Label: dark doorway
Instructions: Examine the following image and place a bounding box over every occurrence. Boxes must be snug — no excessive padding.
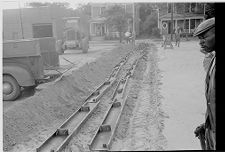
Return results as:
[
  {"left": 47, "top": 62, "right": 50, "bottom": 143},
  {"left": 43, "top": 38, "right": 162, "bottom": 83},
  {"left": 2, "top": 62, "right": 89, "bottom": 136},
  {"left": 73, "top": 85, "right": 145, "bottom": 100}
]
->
[{"left": 32, "top": 23, "right": 53, "bottom": 38}]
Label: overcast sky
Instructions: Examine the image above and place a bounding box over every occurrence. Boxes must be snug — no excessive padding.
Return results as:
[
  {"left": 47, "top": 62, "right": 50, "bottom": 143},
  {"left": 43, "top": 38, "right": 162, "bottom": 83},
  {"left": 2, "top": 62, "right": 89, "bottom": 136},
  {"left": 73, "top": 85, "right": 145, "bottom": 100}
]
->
[{"left": 2, "top": 0, "right": 217, "bottom": 10}]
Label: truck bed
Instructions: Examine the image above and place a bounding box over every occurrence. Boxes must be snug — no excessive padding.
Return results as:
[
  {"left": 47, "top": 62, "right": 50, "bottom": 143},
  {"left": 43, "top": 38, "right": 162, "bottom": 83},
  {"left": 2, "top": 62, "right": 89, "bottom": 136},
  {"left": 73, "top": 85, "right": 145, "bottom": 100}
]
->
[{"left": 3, "top": 39, "right": 41, "bottom": 58}]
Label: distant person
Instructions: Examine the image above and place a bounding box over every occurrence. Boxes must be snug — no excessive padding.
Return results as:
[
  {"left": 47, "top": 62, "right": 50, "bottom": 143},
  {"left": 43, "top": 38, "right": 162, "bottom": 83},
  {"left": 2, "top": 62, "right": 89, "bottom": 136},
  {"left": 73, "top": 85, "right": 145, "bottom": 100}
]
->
[
  {"left": 175, "top": 27, "right": 181, "bottom": 47},
  {"left": 161, "top": 23, "right": 168, "bottom": 47},
  {"left": 193, "top": 17, "right": 215, "bottom": 150},
  {"left": 125, "top": 30, "right": 132, "bottom": 44},
  {"left": 161, "top": 34, "right": 166, "bottom": 47}
]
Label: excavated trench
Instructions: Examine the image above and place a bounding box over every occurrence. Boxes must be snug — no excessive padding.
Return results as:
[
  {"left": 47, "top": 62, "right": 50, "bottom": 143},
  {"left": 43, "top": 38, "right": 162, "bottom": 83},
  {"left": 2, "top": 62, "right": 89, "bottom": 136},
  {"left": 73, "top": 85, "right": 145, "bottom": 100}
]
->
[
  {"left": 111, "top": 43, "right": 168, "bottom": 151},
  {"left": 3, "top": 42, "right": 167, "bottom": 152},
  {"left": 61, "top": 44, "right": 146, "bottom": 152},
  {"left": 3, "top": 44, "right": 133, "bottom": 152}
]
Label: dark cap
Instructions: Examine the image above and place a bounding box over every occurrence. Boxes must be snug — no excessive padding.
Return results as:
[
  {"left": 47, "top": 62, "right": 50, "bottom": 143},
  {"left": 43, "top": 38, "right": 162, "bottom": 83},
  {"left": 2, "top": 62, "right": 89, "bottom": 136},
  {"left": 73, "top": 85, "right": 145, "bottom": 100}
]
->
[{"left": 193, "top": 17, "right": 215, "bottom": 37}]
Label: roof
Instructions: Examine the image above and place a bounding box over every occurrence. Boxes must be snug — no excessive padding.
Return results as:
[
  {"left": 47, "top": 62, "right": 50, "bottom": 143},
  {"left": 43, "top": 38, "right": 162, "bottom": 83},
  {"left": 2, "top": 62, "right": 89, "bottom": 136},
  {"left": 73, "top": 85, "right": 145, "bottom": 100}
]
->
[
  {"left": 160, "top": 13, "right": 204, "bottom": 20},
  {"left": 89, "top": 17, "right": 106, "bottom": 23},
  {"left": 63, "top": 17, "right": 80, "bottom": 20}
]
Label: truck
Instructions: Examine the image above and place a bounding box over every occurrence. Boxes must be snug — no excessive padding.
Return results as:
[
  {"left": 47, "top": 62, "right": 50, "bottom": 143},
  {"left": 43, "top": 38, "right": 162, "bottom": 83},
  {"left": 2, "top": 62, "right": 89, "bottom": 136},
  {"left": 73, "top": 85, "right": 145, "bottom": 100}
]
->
[
  {"left": 3, "top": 38, "right": 59, "bottom": 101},
  {"left": 60, "top": 17, "right": 89, "bottom": 54}
]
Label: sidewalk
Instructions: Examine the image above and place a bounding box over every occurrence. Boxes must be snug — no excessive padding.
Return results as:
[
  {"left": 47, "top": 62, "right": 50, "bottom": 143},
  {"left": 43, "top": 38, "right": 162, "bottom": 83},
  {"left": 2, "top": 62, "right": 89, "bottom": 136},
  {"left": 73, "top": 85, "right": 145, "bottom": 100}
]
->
[{"left": 157, "top": 41, "right": 207, "bottom": 150}]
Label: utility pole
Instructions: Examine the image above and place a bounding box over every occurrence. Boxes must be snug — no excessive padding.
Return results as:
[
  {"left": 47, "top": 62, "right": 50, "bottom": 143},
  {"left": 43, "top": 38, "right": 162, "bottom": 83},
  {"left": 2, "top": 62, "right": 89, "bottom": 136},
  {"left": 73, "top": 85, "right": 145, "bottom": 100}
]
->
[
  {"left": 170, "top": 3, "right": 173, "bottom": 41},
  {"left": 132, "top": 3, "right": 135, "bottom": 45},
  {"left": 203, "top": 3, "right": 206, "bottom": 20},
  {"left": 18, "top": 1, "right": 24, "bottom": 39},
  {"left": 157, "top": 8, "right": 159, "bottom": 29},
  {"left": 153, "top": 7, "right": 159, "bottom": 29}
]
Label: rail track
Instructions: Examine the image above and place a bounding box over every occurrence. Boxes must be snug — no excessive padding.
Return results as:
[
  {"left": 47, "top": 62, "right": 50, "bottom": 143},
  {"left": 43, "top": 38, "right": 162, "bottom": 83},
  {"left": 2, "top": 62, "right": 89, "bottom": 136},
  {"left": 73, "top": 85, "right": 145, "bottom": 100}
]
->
[{"left": 36, "top": 43, "right": 149, "bottom": 152}]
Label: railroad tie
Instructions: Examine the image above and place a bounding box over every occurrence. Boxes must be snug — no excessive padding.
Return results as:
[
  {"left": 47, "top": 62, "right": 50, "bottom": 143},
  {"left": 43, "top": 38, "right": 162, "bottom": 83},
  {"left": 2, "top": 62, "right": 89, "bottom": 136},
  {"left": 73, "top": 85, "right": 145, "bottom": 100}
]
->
[
  {"left": 112, "top": 102, "right": 121, "bottom": 108},
  {"left": 92, "top": 90, "right": 100, "bottom": 96},
  {"left": 104, "top": 81, "right": 110, "bottom": 85},
  {"left": 55, "top": 128, "right": 69, "bottom": 136},
  {"left": 80, "top": 106, "right": 90, "bottom": 112},
  {"left": 99, "top": 124, "right": 111, "bottom": 132}
]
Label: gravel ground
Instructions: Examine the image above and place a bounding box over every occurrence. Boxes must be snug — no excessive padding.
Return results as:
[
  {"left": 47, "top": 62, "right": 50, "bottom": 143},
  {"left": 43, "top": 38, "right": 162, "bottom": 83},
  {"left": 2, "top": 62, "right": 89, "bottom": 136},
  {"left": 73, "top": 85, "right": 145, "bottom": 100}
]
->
[
  {"left": 62, "top": 44, "right": 144, "bottom": 152},
  {"left": 3, "top": 40, "right": 206, "bottom": 151},
  {"left": 157, "top": 40, "right": 206, "bottom": 150},
  {"left": 62, "top": 86, "right": 116, "bottom": 152},
  {"left": 111, "top": 43, "right": 167, "bottom": 151},
  {"left": 3, "top": 43, "right": 133, "bottom": 152}
]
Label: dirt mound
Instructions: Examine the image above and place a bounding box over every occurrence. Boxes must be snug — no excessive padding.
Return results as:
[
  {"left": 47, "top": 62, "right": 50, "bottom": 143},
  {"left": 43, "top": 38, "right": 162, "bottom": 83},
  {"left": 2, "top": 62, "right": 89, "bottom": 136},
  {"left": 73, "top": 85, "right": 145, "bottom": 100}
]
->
[
  {"left": 3, "top": 44, "right": 133, "bottom": 151},
  {"left": 111, "top": 44, "right": 167, "bottom": 151}
]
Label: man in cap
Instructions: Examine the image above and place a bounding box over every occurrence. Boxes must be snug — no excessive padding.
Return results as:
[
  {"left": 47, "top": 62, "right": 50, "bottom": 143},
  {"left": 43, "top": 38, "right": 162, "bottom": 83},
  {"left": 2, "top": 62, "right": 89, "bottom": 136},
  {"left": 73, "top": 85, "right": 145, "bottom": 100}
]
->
[
  {"left": 193, "top": 17, "right": 215, "bottom": 150},
  {"left": 202, "top": 3, "right": 215, "bottom": 72}
]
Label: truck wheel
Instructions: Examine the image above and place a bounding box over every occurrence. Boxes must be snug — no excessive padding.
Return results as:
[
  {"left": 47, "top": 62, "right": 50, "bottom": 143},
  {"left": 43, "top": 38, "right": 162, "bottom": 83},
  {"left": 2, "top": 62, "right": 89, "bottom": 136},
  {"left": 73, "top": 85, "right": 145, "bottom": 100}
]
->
[{"left": 3, "top": 75, "right": 21, "bottom": 101}]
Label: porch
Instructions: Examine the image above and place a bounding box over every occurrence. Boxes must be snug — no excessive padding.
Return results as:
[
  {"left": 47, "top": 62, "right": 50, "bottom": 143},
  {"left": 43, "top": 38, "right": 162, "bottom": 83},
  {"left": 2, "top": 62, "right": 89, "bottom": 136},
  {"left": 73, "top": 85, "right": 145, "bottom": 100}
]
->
[{"left": 160, "top": 13, "right": 204, "bottom": 35}]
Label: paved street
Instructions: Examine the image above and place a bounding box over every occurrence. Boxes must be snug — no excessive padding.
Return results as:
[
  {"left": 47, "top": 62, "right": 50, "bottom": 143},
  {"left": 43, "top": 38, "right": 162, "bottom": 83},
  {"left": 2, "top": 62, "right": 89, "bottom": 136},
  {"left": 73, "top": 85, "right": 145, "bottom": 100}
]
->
[{"left": 157, "top": 40, "right": 206, "bottom": 150}]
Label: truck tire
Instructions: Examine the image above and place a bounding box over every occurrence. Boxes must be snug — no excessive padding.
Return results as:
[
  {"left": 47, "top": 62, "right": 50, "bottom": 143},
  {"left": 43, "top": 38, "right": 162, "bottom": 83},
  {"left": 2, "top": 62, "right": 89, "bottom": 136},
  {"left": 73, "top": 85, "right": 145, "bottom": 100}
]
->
[{"left": 3, "top": 75, "right": 21, "bottom": 101}]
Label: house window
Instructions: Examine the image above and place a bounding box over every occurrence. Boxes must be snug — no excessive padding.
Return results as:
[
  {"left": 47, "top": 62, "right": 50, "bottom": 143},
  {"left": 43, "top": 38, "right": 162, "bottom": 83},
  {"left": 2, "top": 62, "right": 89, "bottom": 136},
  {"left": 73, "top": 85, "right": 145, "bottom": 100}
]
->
[
  {"left": 184, "top": 19, "right": 189, "bottom": 30},
  {"left": 175, "top": 3, "right": 183, "bottom": 14},
  {"left": 190, "top": 19, "right": 195, "bottom": 29},
  {"left": 32, "top": 23, "right": 53, "bottom": 38},
  {"left": 185, "top": 3, "right": 190, "bottom": 13},
  {"left": 100, "top": 7, "right": 106, "bottom": 16},
  {"left": 92, "top": 7, "right": 101, "bottom": 18},
  {"left": 196, "top": 3, "right": 204, "bottom": 14},
  {"left": 168, "top": 3, "right": 172, "bottom": 13},
  {"left": 191, "top": 3, "right": 196, "bottom": 13},
  {"left": 177, "top": 20, "right": 184, "bottom": 28}
]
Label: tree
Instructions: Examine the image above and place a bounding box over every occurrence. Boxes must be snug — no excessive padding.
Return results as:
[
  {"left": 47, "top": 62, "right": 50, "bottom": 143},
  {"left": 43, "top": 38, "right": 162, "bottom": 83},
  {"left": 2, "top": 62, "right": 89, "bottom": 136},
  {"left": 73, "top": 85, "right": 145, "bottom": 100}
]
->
[
  {"left": 75, "top": 3, "right": 91, "bottom": 16},
  {"left": 141, "top": 11, "right": 158, "bottom": 36},
  {"left": 139, "top": 3, "right": 152, "bottom": 23},
  {"left": 27, "top": 2, "right": 70, "bottom": 8},
  {"left": 138, "top": 3, "right": 164, "bottom": 37},
  {"left": 104, "top": 5, "right": 132, "bottom": 43}
]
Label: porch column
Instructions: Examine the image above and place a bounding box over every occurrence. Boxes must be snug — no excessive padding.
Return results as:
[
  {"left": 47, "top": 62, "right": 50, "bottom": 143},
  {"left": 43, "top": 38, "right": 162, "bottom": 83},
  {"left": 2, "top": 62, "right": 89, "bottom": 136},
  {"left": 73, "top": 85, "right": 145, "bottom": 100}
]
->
[
  {"left": 52, "top": 19, "right": 57, "bottom": 39},
  {"left": 189, "top": 18, "right": 191, "bottom": 33},
  {"left": 105, "top": 24, "right": 107, "bottom": 35},
  {"left": 90, "top": 23, "right": 92, "bottom": 36},
  {"left": 159, "top": 19, "right": 162, "bottom": 34},
  {"left": 195, "top": 19, "right": 196, "bottom": 29},
  {"left": 175, "top": 19, "right": 177, "bottom": 29}
]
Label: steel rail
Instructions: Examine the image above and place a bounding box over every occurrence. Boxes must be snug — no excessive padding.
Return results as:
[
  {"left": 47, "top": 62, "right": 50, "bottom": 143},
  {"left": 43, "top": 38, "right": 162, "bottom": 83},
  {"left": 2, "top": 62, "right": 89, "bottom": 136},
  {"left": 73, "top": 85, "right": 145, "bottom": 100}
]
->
[
  {"left": 36, "top": 78, "right": 117, "bottom": 152},
  {"left": 88, "top": 56, "right": 140, "bottom": 151},
  {"left": 36, "top": 51, "right": 130, "bottom": 152},
  {"left": 88, "top": 77, "right": 130, "bottom": 151}
]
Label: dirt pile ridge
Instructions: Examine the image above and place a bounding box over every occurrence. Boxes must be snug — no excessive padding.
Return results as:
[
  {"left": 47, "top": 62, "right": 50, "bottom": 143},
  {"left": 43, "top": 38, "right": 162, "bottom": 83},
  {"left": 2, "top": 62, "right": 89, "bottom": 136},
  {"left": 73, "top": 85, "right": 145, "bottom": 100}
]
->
[
  {"left": 3, "top": 44, "right": 133, "bottom": 151},
  {"left": 111, "top": 44, "right": 167, "bottom": 151}
]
